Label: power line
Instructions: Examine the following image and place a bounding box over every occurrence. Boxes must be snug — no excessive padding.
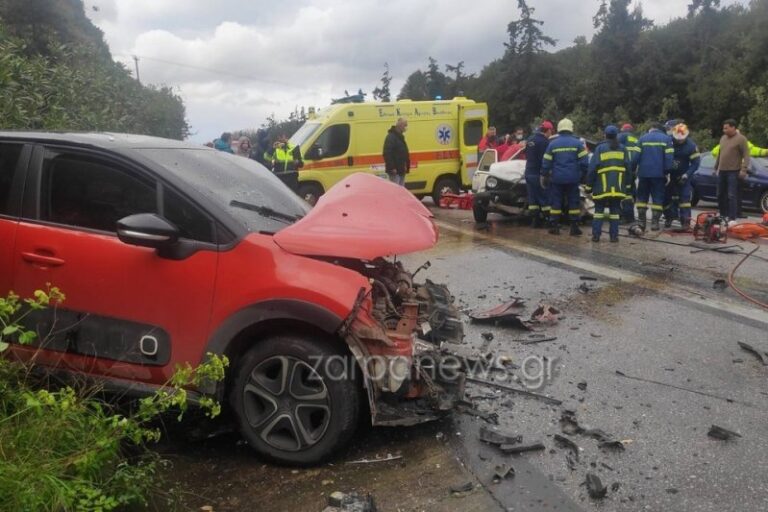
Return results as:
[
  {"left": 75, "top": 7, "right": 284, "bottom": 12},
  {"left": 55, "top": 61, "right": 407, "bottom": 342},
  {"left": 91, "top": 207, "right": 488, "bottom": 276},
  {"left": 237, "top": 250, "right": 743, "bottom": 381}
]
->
[{"left": 114, "top": 54, "right": 306, "bottom": 89}]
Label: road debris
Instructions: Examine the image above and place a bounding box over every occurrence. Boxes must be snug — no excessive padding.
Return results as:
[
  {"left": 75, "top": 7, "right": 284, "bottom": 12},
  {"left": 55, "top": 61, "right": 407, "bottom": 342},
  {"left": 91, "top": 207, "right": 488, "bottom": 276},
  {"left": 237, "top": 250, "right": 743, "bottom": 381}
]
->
[
  {"left": 577, "top": 381, "right": 587, "bottom": 391},
  {"left": 554, "top": 434, "right": 580, "bottom": 460},
  {"left": 479, "top": 425, "right": 522, "bottom": 446},
  {"left": 708, "top": 425, "right": 742, "bottom": 441},
  {"left": 615, "top": 370, "right": 751, "bottom": 406},
  {"left": 515, "top": 336, "right": 558, "bottom": 345},
  {"left": 458, "top": 403, "right": 499, "bottom": 425},
  {"left": 560, "top": 411, "right": 583, "bottom": 435},
  {"left": 449, "top": 481, "right": 475, "bottom": 494},
  {"left": 579, "top": 276, "right": 598, "bottom": 281},
  {"left": 493, "top": 463, "right": 515, "bottom": 482},
  {"left": 584, "top": 473, "right": 607, "bottom": 499},
  {"left": 324, "top": 491, "right": 378, "bottom": 512},
  {"left": 713, "top": 279, "right": 728, "bottom": 291},
  {"left": 598, "top": 440, "right": 626, "bottom": 452},
  {"left": 481, "top": 332, "right": 495, "bottom": 341},
  {"left": 346, "top": 454, "right": 402, "bottom": 465},
  {"left": 467, "top": 376, "right": 563, "bottom": 405},
  {"left": 737, "top": 341, "right": 768, "bottom": 366},
  {"left": 530, "top": 303, "right": 560, "bottom": 325},
  {"left": 500, "top": 442, "right": 546, "bottom": 454},
  {"left": 577, "top": 282, "right": 593, "bottom": 294},
  {"left": 469, "top": 299, "right": 527, "bottom": 325}
]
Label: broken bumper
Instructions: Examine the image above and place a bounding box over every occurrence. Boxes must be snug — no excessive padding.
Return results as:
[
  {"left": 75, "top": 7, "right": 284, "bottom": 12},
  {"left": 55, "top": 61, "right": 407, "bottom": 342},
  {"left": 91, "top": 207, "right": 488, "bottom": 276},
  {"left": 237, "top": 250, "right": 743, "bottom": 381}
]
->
[{"left": 340, "top": 290, "right": 466, "bottom": 427}]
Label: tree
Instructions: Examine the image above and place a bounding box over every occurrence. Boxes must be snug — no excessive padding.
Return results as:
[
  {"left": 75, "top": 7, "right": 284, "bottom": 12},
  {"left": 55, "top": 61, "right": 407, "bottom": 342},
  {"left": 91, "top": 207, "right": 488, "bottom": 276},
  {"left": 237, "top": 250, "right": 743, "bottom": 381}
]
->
[
  {"left": 504, "top": 0, "right": 556, "bottom": 56},
  {"left": 688, "top": 0, "right": 721, "bottom": 17},
  {"left": 398, "top": 70, "right": 429, "bottom": 100},
  {"left": 589, "top": 0, "right": 652, "bottom": 121},
  {"left": 372, "top": 62, "right": 392, "bottom": 102},
  {"left": 445, "top": 61, "right": 475, "bottom": 98},
  {"left": 426, "top": 57, "right": 447, "bottom": 99}
]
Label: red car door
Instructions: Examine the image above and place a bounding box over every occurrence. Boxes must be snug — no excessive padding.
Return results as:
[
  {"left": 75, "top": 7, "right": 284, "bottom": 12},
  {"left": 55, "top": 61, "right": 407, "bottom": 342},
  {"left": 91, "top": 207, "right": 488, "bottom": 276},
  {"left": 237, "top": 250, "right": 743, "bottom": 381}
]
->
[
  {"left": 10, "top": 145, "right": 218, "bottom": 387},
  {"left": 0, "top": 142, "right": 30, "bottom": 296}
]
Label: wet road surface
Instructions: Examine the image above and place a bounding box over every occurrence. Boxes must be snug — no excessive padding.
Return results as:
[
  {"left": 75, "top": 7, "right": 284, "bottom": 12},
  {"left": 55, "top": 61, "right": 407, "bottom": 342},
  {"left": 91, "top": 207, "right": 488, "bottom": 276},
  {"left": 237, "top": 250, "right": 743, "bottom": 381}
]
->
[{"left": 164, "top": 205, "right": 768, "bottom": 511}]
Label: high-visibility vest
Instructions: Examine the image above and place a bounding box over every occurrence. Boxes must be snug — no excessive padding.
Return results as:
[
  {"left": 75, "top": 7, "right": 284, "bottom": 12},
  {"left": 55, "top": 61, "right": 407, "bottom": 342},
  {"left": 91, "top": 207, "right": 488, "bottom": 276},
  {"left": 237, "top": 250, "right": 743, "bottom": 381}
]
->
[{"left": 711, "top": 141, "right": 768, "bottom": 158}]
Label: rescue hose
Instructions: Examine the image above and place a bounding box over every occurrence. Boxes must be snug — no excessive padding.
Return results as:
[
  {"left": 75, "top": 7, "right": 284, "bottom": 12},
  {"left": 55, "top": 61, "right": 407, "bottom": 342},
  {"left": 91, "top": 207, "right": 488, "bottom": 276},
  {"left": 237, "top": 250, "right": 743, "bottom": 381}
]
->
[{"left": 727, "top": 243, "right": 768, "bottom": 311}]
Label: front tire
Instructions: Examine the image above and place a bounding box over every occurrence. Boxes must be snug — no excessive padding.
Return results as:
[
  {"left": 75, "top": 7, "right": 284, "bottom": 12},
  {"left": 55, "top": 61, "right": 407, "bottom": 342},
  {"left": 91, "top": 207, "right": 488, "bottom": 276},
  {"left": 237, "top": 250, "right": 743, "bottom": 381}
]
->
[
  {"left": 760, "top": 190, "right": 768, "bottom": 214},
  {"left": 297, "top": 182, "right": 324, "bottom": 206},
  {"left": 230, "top": 334, "right": 360, "bottom": 466},
  {"left": 432, "top": 176, "right": 460, "bottom": 205}
]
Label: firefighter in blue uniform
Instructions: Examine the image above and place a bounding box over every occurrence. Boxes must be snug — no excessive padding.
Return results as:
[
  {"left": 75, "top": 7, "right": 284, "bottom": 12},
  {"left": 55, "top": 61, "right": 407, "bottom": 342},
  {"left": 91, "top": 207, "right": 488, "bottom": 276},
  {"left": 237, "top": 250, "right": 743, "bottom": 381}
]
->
[
  {"left": 586, "top": 125, "right": 631, "bottom": 243},
  {"left": 541, "top": 118, "right": 589, "bottom": 236},
  {"left": 618, "top": 123, "right": 640, "bottom": 223},
  {"left": 525, "top": 120, "right": 555, "bottom": 228},
  {"left": 633, "top": 122, "right": 674, "bottom": 231},
  {"left": 663, "top": 123, "right": 700, "bottom": 229}
]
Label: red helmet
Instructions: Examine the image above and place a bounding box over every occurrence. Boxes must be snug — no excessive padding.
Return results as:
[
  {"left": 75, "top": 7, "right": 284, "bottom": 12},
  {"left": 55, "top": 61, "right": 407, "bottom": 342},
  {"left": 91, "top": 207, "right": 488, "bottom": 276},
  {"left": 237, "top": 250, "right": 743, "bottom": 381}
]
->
[
  {"left": 540, "top": 120, "right": 554, "bottom": 131},
  {"left": 621, "top": 123, "right": 634, "bottom": 132}
]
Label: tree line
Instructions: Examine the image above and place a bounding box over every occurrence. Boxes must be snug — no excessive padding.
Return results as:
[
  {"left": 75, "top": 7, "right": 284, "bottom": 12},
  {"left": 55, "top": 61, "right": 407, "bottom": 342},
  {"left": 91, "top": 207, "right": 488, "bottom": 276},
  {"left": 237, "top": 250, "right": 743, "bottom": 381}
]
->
[
  {"left": 396, "top": 0, "right": 768, "bottom": 150},
  {"left": 0, "top": 0, "right": 189, "bottom": 139}
]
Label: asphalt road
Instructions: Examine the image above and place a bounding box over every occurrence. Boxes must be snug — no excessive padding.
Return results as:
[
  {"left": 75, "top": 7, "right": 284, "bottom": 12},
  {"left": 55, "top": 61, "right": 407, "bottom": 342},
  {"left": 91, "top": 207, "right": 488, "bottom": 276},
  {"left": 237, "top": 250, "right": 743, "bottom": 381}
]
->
[
  {"left": 402, "top": 206, "right": 768, "bottom": 511},
  {"left": 166, "top": 205, "right": 768, "bottom": 512}
]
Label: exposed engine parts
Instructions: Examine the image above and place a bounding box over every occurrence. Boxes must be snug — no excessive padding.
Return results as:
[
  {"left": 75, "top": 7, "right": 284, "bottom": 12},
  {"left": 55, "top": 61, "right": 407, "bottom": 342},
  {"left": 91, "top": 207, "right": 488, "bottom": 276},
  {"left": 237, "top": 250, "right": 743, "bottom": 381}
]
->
[{"left": 362, "top": 258, "right": 464, "bottom": 345}]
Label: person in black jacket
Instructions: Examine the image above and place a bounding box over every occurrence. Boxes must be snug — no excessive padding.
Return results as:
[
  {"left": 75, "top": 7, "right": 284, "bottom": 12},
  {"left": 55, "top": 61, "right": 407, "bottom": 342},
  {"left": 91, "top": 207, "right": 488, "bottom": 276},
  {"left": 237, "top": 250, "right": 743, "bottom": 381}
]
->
[{"left": 383, "top": 118, "right": 410, "bottom": 186}]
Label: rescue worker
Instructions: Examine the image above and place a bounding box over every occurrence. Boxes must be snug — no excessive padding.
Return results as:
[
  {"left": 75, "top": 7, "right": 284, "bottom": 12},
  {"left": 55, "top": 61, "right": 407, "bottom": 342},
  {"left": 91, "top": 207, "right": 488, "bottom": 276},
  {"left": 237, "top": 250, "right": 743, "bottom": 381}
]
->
[
  {"left": 524, "top": 120, "right": 554, "bottom": 228},
  {"left": 634, "top": 122, "right": 673, "bottom": 231},
  {"left": 541, "top": 118, "right": 589, "bottom": 236},
  {"left": 618, "top": 123, "right": 640, "bottom": 223},
  {"left": 586, "top": 125, "right": 631, "bottom": 243},
  {"left": 264, "top": 133, "right": 304, "bottom": 173},
  {"left": 664, "top": 123, "right": 700, "bottom": 229}
]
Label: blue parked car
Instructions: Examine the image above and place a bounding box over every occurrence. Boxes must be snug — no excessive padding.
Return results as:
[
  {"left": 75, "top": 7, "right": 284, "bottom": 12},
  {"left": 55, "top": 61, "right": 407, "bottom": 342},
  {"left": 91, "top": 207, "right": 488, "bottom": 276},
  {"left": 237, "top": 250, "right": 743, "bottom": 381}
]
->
[{"left": 691, "top": 152, "right": 768, "bottom": 213}]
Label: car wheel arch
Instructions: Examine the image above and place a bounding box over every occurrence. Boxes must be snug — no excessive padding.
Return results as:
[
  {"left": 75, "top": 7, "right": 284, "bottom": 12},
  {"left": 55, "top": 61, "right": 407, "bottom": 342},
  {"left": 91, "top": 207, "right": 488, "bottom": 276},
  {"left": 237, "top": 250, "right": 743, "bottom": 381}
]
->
[{"left": 201, "top": 300, "right": 351, "bottom": 396}]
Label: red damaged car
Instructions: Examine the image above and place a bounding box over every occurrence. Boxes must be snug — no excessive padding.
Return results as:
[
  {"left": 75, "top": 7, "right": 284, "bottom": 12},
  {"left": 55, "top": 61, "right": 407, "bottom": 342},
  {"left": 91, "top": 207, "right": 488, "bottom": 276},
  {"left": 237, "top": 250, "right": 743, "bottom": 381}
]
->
[{"left": 0, "top": 133, "right": 464, "bottom": 465}]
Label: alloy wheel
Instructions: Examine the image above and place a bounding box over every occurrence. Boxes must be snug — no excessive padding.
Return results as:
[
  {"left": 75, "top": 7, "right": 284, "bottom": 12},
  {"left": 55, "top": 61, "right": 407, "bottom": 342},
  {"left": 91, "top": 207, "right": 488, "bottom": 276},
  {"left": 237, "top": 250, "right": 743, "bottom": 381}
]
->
[{"left": 242, "top": 356, "right": 331, "bottom": 452}]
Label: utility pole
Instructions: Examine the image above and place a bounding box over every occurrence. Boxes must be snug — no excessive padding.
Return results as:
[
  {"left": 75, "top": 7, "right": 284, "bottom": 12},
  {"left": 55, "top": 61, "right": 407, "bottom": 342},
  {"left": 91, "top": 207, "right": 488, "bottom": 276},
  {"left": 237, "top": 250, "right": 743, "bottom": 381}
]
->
[{"left": 132, "top": 55, "right": 141, "bottom": 84}]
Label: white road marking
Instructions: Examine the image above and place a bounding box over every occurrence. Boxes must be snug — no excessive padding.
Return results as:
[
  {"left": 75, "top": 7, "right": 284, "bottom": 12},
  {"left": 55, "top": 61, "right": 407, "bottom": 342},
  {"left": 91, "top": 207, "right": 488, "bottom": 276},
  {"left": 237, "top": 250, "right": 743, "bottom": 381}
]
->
[{"left": 436, "top": 220, "right": 768, "bottom": 327}]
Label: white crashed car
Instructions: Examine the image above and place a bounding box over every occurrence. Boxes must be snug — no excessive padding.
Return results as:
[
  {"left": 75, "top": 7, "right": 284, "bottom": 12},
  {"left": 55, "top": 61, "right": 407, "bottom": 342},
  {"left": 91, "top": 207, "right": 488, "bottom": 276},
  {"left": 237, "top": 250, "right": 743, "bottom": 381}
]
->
[{"left": 471, "top": 149, "right": 594, "bottom": 224}]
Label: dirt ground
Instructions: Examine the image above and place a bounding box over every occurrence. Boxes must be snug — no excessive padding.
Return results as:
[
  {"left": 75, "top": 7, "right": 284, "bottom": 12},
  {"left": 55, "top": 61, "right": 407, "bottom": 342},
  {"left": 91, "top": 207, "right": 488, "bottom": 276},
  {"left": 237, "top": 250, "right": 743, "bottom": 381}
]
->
[{"left": 160, "top": 420, "right": 501, "bottom": 512}]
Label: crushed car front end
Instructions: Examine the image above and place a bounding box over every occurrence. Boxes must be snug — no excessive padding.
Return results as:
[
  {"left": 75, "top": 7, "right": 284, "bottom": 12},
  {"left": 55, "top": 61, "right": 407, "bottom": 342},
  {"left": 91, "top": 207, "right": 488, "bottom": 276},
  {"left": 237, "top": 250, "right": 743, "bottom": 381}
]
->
[
  {"left": 273, "top": 173, "right": 466, "bottom": 426},
  {"left": 337, "top": 258, "right": 465, "bottom": 426}
]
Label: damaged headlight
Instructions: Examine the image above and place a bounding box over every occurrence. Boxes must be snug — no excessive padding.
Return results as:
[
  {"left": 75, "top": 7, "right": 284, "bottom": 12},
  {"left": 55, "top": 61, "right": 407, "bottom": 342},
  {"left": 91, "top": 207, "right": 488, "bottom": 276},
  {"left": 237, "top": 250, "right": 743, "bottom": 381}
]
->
[{"left": 486, "top": 177, "right": 498, "bottom": 189}]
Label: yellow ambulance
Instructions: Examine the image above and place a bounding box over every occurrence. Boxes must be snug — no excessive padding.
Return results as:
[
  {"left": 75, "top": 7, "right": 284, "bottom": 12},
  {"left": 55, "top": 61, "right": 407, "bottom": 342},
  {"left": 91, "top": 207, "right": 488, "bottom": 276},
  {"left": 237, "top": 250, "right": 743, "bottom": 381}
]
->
[{"left": 289, "top": 97, "right": 488, "bottom": 204}]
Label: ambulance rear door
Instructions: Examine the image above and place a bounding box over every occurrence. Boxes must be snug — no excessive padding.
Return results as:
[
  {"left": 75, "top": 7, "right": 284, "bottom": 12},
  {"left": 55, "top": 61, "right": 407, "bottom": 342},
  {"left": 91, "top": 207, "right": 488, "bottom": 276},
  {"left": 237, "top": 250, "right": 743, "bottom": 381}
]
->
[{"left": 458, "top": 104, "right": 487, "bottom": 186}]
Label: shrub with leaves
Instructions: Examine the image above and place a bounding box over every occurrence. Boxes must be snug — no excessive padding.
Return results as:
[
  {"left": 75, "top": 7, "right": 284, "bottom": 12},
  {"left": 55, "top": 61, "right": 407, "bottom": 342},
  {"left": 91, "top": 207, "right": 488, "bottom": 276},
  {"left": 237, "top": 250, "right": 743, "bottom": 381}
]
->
[{"left": 0, "top": 289, "right": 229, "bottom": 511}]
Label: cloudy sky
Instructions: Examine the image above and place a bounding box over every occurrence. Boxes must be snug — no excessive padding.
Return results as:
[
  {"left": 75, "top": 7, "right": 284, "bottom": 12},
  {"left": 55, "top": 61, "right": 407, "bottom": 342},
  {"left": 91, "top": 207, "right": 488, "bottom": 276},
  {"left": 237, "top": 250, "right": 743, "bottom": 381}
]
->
[{"left": 84, "top": 0, "right": 746, "bottom": 143}]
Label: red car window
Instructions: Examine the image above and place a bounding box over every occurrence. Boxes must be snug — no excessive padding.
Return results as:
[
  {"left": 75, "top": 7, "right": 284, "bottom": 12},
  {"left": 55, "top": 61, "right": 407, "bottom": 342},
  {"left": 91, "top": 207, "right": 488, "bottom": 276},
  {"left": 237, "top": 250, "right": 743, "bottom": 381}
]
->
[{"left": 40, "top": 152, "right": 157, "bottom": 232}]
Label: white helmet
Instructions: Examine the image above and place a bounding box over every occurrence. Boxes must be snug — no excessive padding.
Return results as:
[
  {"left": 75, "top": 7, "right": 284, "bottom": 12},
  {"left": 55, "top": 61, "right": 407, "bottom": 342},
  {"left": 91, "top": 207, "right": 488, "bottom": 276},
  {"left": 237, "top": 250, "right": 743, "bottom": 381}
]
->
[{"left": 557, "top": 118, "right": 574, "bottom": 132}]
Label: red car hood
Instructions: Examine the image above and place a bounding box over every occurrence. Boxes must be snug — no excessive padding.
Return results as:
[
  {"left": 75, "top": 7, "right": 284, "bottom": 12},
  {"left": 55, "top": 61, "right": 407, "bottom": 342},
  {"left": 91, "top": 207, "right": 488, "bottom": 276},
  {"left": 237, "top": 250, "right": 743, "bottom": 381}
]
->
[{"left": 274, "top": 173, "right": 438, "bottom": 259}]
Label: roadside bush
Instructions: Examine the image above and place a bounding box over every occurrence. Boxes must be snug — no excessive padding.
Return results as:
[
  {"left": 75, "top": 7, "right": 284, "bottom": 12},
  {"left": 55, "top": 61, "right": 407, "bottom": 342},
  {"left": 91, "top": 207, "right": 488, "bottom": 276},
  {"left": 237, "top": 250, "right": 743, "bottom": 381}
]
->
[{"left": 0, "top": 288, "right": 228, "bottom": 511}]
